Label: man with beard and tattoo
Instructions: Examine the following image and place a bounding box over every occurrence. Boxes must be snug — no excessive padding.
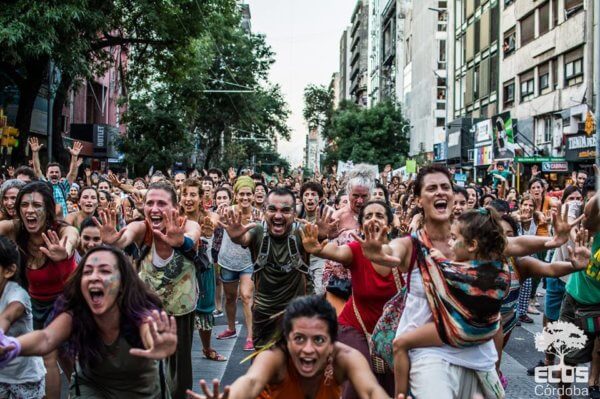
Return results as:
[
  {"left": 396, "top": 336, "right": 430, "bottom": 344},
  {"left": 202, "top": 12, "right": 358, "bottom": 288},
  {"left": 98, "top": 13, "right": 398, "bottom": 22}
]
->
[
  {"left": 220, "top": 187, "right": 315, "bottom": 349},
  {"left": 94, "top": 181, "right": 201, "bottom": 399},
  {"left": 29, "top": 137, "right": 83, "bottom": 218}
]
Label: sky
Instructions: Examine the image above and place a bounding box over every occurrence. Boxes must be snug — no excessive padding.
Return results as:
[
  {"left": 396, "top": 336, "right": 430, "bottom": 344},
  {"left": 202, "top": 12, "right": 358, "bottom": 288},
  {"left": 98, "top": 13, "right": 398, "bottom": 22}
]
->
[{"left": 246, "top": 0, "right": 355, "bottom": 167}]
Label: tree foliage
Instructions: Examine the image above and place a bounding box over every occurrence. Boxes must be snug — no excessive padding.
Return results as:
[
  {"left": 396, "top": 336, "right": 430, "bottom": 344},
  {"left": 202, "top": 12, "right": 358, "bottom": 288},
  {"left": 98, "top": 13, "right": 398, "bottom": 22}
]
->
[
  {"left": 321, "top": 101, "right": 410, "bottom": 169},
  {"left": 303, "top": 84, "right": 333, "bottom": 132}
]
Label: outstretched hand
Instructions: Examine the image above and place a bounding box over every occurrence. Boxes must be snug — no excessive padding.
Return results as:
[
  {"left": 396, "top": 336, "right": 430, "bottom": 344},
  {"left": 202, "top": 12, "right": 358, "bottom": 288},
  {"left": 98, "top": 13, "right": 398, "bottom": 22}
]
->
[
  {"left": 28, "top": 137, "right": 44, "bottom": 153},
  {"left": 186, "top": 379, "right": 230, "bottom": 399},
  {"left": 546, "top": 205, "right": 580, "bottom": 248},
  {"left": 67, "top": 141, "right": 83, "bottom": 157},
  {"left": 569, "top": 228, "right": 591, "bottom": 270},
  {"left": 39, "top": 230, "right": 69, "bottom": 262},
  {"left": 351, "top": 220, "right": 401, "bottom": 267},
  {"left": 217, "top": 208, "right": 256, "bottom": 240},
  {"left": 299, "top": 223, "right": 328, "bottom": 255},
  {"left": 152, "top": 210, "right": 187, "bottom": 248},
  {"left": 93, "top": 209, "right": 127, "bottom": 245},
  {"left": 130, "top": 310, "right": 177, "bottom": 360}
]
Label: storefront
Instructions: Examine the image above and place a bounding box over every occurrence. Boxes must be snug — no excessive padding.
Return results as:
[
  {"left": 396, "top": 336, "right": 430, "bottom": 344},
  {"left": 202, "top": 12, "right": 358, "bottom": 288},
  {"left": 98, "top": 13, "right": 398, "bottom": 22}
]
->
[
  {"left": 514, "top": 156, "right": 569, "bottom": 191},
  {"left": 444, "top": 118, "right": 476, "bottom": 182},
  {"left": 472, "top": 119, "right": 493, "bottom": 184},
  {"left": 565, "top": 133, "right": 596, "bottom": 168}
]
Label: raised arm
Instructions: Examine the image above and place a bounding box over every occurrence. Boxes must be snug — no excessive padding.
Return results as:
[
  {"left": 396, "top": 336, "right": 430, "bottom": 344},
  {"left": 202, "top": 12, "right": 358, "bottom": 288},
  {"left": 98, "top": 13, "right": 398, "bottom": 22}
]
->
[
  {"left": 218, "top": 208, "right": 255, "bottom": 248},
  {"left": 300, "top": 223, "right": 353, "bottom": 266},
  {"left": 94, "top": 210, "right": 143, "bottom": 248},
  {"left": 28, "top": 137, "right": 44, "bottom": 178},
  {"left": 353, "top": 220, "right": 412, "bottom": 272},
  {"left": 336, "top": 343, "right": 390, "bottom": 399},
  {"left": 66, "top": 141, "right": 83, "bottom": 184},
  {"left": 224, "top": 348, "right": 285, "bottom": 399}
]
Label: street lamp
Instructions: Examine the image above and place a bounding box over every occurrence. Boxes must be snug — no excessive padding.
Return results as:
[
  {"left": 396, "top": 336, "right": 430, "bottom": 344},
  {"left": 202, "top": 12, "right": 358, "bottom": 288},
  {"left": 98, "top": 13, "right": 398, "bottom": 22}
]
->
[{"left": 46, "top": 60, "right": 60, "bottom": 162}]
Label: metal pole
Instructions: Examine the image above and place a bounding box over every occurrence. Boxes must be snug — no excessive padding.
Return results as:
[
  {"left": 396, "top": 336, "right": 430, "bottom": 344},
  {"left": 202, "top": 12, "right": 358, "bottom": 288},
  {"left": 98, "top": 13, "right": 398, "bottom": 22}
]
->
[{"left": 47, "top": 60, "right": 54, "bottom": 163}]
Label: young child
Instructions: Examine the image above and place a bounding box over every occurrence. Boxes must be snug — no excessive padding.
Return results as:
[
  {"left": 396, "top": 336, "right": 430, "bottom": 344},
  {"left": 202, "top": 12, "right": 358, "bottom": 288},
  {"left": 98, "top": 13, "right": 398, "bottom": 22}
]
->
[
  {"left": 0, "top": 236, "right": 45, "bottom": 397},
  {"left": 393, "top": 207, "right": 510, "bottom": 396}
]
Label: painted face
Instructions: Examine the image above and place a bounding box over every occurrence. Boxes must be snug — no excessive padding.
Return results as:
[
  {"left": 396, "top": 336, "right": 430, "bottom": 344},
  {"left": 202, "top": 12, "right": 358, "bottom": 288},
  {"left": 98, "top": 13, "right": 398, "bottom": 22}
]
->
[
  {"left": 265, "top": 194, "right": 295, "bottom": 237},
  {"left": 254, "top": 185, "right": 266, "bottom": 205},
  {"left": 80, "top": 226, "right": 102, "bottom": 253},
  {"left": 215, "top": 190, "right": 232, "bottom": 208},
  {"left": 417, "top": 173, "right": 453, "bottom": 222},
  {"left": 453, "top": 192, "right": 468, "bottom": 218},
  {"left": 46, "top": 166, "right": 61, "bottom": 184},
  {"left": 466, "top": 188, "right": 477, "bottom": 209},
  {"left": 302, "top": 189, "right": 320, "bottom": 212},
  {"left": 360, "top": 203, "right": 389, "bottom": 230},
  {"left": 2, "top": 187, "right": 20, "bottom": 218},
  {"left": 144, "top": 189, "right": 174, "bottom": 231},
  {"left": 181, "top": 186, "right": 201, "bottom": 214},
  {"left": 349, "top": 186, "right": 370, "bottom": 214},
  {"left": 449, "top": 222, "right": 471, "bottom": 262},
  {"left": 98, "top": 181, "right": 111, "bottom": 192},
  {"left": 174, "top": 173, "right": 186, "bottom": 189},
  {"left": 19, "top": 192, "right": 46, "bottom": 233},
  {"left": 287, "top": 317, "right": 334, "bottom": 379},
  {"left": 235, "top": 187, "right": 254, "bottom": 209},
  {"left": 372, "top": 188, "right": 386, "bottom": 202},
  {"left": 81, "top": 251, "right": 121, "bottom": 316},
  {"left": 79, "top": 188, "right": 98, "bottom": 215}
]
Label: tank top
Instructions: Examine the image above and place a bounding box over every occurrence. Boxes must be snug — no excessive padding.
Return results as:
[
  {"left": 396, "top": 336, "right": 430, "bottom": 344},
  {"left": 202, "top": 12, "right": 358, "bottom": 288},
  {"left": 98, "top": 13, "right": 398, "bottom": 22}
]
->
[
  {"left": 257, "top": 357, "right": 341, "bottom": 399},
  {"left": 71, "top": 336, "right": 166, "bottom": 398},
  {"left": 138, "top": 243, "right": 198, "bottom": 316},
  {"left": 26, "top": 256, "right": 77, "bottom": 301},
  {"left": 218, "top": 231, "right": 252, "bottom": 271}
]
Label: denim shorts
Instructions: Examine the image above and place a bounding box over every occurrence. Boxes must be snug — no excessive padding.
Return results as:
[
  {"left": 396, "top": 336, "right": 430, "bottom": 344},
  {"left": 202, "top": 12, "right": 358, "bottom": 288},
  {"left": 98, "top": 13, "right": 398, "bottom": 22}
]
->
[{"left": 219, "top": 265, "right": 254, "bottom": 283}]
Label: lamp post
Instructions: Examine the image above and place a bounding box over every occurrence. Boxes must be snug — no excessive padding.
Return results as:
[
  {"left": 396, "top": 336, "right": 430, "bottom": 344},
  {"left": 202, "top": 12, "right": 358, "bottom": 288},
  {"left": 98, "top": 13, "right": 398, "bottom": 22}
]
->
[{"left": 46, "top": 60, "right": 60, "bottom": 163}]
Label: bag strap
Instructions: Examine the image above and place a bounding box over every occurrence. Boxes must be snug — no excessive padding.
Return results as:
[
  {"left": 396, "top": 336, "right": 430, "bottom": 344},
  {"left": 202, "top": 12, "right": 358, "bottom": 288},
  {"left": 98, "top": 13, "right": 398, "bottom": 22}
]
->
[{"left": 352, "top": 298, "right": 372, "bottom": 341}]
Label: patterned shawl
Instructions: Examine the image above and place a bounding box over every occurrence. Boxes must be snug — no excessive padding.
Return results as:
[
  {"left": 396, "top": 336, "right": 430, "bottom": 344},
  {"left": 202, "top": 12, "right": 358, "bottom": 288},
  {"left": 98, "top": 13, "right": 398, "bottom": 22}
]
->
[{"left": 413, "top": 229, "right": 510, "bottom": 347}]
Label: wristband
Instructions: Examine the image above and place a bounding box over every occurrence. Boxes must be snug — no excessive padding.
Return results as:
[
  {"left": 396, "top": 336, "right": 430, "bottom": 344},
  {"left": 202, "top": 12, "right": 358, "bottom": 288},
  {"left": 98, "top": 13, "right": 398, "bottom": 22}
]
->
[
  {"left": 0, "top": 330, "right": 21, "bottom": 368},
  {"left": 177, "top": 236, "right": 194, "bottom": 252}
]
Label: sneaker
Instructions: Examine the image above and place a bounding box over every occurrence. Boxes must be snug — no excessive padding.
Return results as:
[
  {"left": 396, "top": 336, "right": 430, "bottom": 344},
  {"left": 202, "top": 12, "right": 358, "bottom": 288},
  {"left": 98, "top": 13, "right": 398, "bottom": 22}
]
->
[
  {"left": 527, "top": 305, "right": 540, "bottom": 315},
  {"left": 519, "top": 314, "right": 534, "bottom": 324},
  {"left": 216, "top": 329, "right": 237, "bottom": 340},
  {"left": 590, "top": 385, "right": 600, "bottom": 399},
  {"left": 243, "top": 339, "right": 254, "bottom": 351},
  {"left": 527, "top": 360, "right": 545, "bottom": 376},
  {"left": 213, "top": 310, "right": 224, "bottom": 318}
]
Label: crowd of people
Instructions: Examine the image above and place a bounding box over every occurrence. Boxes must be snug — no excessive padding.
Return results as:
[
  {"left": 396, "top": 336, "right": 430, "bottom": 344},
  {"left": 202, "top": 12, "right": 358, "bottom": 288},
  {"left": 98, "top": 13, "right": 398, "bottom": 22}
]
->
[{"left": 0, "top": 138, "right": 597, "bottom": 399}]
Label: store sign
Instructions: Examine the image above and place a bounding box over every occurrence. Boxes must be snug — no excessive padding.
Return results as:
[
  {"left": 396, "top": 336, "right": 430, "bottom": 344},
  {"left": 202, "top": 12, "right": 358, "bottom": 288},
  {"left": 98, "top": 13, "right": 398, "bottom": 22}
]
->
[
  {"left": 454, "top": 173, "right": 467, "bottom": 182},
  {"left": 565, "top": 134, "right": 597, "bottom": 161},
  {"left": 433, "top": 143, "right": 447, "bottom": 161},
  {"left": 541, "top": 162, "right": 569, "bottom": 172},
  {"left": 514, "top": 156, "right": 566, "bottom": 163},
  {"left": 474, "top": 145, "right": 493, "bottom": 167},
  {"left": 474, "top": 120, "right": 493, "bottom": 147}
]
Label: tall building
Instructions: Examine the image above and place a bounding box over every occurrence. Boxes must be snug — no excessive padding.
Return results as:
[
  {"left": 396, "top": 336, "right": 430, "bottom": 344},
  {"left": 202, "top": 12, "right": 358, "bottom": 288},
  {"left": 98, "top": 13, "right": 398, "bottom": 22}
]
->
[
  {"left": 349, "top": 0, "right": 370, "bottom": 106},
  {"left": 380, "top": 0, "right": 399, "bottom": 101},
  {"left": 500, "top": 0, "right": 594, "bottom": 177},
  {"left": 240, "top": 1, "right": 252, "bottom": 33},
  {"left": 339, "top": 28, "right": 351, "bottom": 105},
  {"left": 368, "top": 0, "right": 382, "bottom": 106},
  {"left": 330, "top": 72, "right": 341, "bottom": 109},
  {"left": 403, "top": 0, "right": 449, "bottom": 157}
]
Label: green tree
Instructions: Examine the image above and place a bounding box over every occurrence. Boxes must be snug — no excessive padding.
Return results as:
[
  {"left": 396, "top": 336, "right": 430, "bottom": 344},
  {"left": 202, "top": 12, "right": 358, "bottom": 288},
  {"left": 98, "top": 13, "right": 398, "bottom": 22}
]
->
[
  {"left": 303, "top": 84, "right": 333, "bottom": 132},
  {"left": 322, "top": 101, "right": 410, "bottom": 169},
  {"left": 0, "top": 0, "right": 234, "bottom": 162}
]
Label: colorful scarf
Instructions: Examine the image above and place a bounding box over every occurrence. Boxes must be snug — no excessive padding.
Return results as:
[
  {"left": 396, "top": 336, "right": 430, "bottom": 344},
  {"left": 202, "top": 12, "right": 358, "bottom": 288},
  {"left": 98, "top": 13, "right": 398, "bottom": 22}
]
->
[{"left": 414, "top": 229, "right": 510, "bottom": 347}]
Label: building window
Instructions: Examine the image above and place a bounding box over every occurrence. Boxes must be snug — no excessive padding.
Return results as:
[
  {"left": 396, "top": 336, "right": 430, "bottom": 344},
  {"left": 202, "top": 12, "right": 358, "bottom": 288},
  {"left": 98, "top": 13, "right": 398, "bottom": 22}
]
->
[
  {"left": 539, "top": 62, "right": 550, "bottom": 95},
  {"left": 503, "top": 27, "right": 516, "bottom": 57},
  {"left": 520, "top": 12, "right": 535, "bottom": 47},
  {"left": 436, "top": 118, "right": 446, "bottom": 127},
  {"left": 520, "top": 70, "right": 535, "bottom": 102},
  {"left": 539, "top": 1, "right": 550, "bottom": 36},
  {"left": 565, "top": 0, "right": 584, "bottom": 19},
  {"left": 489, "top": 55, "right": 498, "bottom": 93},
  {"left": 564, "top": 47, "right": 584, "bottom": 86},
  {"left": 503, "top": 79, "right": 515, "bottom": 108},
  {"left": 537, "top": 117, "right": 553, "bottom": 144},
  {"left": 473, "top": 66, "right": 479, "bottom": 100},
  {"left": 552, "top": 58, "right": 558, "bottom": 89},
  {"left": 552, "top": 0, "right": 558, "bottom": 28}
]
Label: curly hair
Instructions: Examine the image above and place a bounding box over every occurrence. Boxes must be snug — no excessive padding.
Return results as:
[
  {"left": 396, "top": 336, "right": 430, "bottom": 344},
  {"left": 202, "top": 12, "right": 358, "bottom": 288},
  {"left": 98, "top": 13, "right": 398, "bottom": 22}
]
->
[{"left": 456, "top": 207, "right": 506, "bottom": 261}]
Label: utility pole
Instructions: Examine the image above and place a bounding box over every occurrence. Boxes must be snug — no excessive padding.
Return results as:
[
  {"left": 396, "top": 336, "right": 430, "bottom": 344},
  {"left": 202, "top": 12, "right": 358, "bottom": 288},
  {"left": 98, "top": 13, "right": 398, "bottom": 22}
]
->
[{"left": 595, "top": 0, "right": 600, "bottom": 179}]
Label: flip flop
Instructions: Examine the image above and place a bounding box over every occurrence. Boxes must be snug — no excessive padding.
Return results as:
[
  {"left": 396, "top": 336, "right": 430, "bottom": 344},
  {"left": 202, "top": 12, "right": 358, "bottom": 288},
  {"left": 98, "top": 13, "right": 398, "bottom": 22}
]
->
[{"left": 203, "top": 348, "right": 227, "bottom": 362}]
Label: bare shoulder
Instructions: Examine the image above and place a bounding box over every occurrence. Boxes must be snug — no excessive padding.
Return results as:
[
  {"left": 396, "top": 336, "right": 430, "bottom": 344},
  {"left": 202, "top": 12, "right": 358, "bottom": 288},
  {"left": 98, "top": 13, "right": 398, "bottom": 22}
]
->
[{"left": 0, "top": 219, "right": 17, "bottom": 239}]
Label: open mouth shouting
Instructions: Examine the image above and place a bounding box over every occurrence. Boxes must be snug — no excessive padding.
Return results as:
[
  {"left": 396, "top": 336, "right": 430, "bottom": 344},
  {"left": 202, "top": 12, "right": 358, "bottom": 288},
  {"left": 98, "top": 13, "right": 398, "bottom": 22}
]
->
[
  {"left": 270, "top": 218, "right": 287, "bottom": 235},
  {"left": 298, "top": 356, "right": 318, "bottom": 375},
  {"left": 24, "top": 215, "right": 40, "bottom": 231},
  {"left": 88, "top": 286, "right": 105, "bottom": 308},
  {"left": 433, "top": 199, "right": 449, "bottom": 214},
  {"left": 149, "top": 214, "right": 163, "bottom": 229}
]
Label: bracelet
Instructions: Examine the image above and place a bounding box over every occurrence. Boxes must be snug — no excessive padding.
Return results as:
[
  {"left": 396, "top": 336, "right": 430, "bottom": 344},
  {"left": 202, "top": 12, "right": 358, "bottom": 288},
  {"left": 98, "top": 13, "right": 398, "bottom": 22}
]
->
[{"left": 177, "top": 236, "right": 194, "bottom": 252}]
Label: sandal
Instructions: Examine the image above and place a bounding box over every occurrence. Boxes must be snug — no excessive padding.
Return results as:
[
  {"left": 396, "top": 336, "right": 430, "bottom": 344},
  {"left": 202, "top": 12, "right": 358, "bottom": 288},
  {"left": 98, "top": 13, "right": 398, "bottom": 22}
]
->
[{"left": 203, "top": 348, "right": 227, "bottom": 362}]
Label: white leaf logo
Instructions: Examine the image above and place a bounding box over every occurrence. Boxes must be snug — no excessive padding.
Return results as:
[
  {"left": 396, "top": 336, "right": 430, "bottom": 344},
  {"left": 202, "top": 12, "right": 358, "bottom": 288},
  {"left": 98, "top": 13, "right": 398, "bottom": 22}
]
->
[{"left": 534, "top": 321, "right": 588, "bottom": 366}]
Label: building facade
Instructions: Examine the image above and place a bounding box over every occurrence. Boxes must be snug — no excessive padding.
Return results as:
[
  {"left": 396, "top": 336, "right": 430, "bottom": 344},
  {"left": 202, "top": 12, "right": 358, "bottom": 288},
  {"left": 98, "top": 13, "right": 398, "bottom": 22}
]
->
[{"left": 349, "top": 0, "right": 370, "bottom": 106}]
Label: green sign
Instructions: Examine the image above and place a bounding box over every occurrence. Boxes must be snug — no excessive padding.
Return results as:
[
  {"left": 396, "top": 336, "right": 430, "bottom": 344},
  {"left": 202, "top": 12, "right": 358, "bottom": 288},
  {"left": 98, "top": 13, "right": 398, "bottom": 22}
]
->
[{"left": 514, "top": 157, "right": 566, "bottom": 163}]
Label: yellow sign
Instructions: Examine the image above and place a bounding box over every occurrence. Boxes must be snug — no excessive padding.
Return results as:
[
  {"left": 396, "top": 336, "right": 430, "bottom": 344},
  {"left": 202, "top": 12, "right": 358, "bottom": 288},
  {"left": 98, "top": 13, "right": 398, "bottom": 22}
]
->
[{"left": 585, "top": 111, "right": 596, "bottom": 136}]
